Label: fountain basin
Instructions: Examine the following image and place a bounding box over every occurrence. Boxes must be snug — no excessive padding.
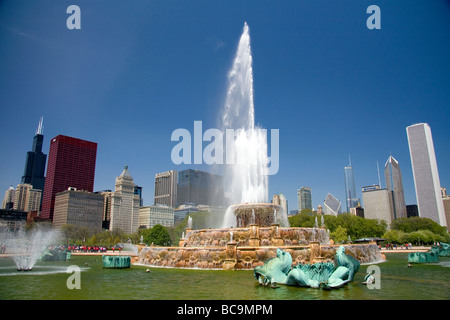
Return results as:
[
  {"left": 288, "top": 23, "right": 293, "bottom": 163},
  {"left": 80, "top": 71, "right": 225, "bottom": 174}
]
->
[
  {"left": 138, "top": 243, "right": 383, "bottom": 270},
  {"left": 182, "top": 226, "right": 329, "bottom": 248},
  {"left": 137, "top": 224, "right": 384, "bottom": 270}
]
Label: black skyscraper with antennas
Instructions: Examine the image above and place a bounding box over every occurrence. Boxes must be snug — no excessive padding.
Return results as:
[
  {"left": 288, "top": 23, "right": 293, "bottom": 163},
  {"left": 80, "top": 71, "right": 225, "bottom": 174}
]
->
[{"left": 21, "top": 117, "right": 47, "bottom": 192}]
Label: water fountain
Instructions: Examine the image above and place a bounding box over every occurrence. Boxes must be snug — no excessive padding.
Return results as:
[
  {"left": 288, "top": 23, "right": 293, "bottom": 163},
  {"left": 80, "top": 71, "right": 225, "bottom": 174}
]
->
[
  {"left": 1, "top": 226, "right": 61, "bottom": 271},
  {"left": 137, "top": 22, "right": 384, "bottom": 270}
]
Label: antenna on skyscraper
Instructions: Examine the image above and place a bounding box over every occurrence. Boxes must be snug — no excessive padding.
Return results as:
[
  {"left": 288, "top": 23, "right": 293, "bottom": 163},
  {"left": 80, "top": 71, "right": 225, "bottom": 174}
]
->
[
  {"left": 348, "top": 154, "right": 352, "bottom": 166},
  {"left": 36, "top": 116, "right": 44, "bottom": 135}
]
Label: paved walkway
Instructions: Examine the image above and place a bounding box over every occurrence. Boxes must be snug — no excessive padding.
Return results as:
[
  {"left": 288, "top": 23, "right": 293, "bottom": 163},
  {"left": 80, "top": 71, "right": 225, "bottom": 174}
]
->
[
  {"left": 71, "top": 250, "right": 138, "bottom": 256},
  {"left": 381, "top": 246, "right": 431, "bottom": 253}
]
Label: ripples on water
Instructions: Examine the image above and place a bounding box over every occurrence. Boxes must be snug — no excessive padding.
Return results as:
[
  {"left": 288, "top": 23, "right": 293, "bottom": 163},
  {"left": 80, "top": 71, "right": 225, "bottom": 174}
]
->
[{"left": 0, "top": 253, "right": 449, "bottom": 300}]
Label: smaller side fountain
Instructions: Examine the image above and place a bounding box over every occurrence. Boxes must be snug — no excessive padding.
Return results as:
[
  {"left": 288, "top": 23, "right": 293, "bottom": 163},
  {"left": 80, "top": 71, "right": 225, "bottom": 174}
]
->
[
  {"left": 407, "top": 243, "right": 450, "bottom": 264},
  {"left": 2, "top": 227, "right": 61, "bottom": 271},
  {"left": 40, "top": 246, "right": 69, "bottom": 261},
  {"left": 435, "top": 242, "right": 450, "bottom": 257},
  {"left": 103, "top": 255, "right": 131, "bottom": 269}
]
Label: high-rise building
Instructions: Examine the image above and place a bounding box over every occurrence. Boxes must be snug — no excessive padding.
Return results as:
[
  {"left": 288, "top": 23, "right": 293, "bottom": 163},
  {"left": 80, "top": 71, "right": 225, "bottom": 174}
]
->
[
  {"left": 297, "top": 187, "right": 312, "bottom": 212},
  {"left": 97, "top": 190, "right": 113, "bottom": 230},
  {"left": 406, "top": 204, "right": 419, "bottom": 218},
  {"left": 384, "top": 155, "right": 407, "bottom": 219},
  {"left": 134, "top": 185, "right": 143, "bottom": 207},
  {"left": 13, "top": 184, "right": 41, "bottom": 213},
  {"left": 53, "top": 188, "right": 103, "bottom": 231},
  {"left": 109, "top": 166, "right": 140, "bottom": 234},
  {"left": 406, "top": 123, "right": 446, "bottom": 227},
  {"left": 344, "top": 157, "right": 360, "bottom": 213},
  {"left": 21, "top": 117, "right": 47, "bottom": 192},
  {"left": 154, "top": 170, "right": 178, "bottom": 207},
  {"left": 323, "top": 193, "right": 341, "bottom": 216},
  {"left": 362, "top": 186, "right": 395, "bottom": 225},
  {"left": 176, "top": 169, "right": 224, "bottom": 207},
  {"left": 41, "top": 135, "right": 97, "bottom": 220},
  {"left": 2, "top": 186, "right": 15, "bottom": 209}
]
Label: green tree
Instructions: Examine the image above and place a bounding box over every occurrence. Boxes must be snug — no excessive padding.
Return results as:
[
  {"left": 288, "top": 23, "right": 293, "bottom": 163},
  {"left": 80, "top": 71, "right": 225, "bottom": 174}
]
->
[
  {"left": 383, "top": 229, "right": 407, "bottom": 244},
  {"left": 331, "top": 226, "right": 348, "bottom": 244},
  {"left": 289, "top": 211, "right": 387, "bottom": 241},
  {"left": 391, "top": 217, "right": 447, "bottom": 236},
  {"left": 143, "top": 224, "right": 172, "bottom": 246},
  {"left": 288, "top": 209, "right": 316, "bottom": 227}
]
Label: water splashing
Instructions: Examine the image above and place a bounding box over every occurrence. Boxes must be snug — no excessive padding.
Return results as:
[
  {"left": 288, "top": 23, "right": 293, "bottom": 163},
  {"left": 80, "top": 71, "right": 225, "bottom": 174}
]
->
[
  {"left": 2, "top": 227, "right": 61, "bottom": 271},
  {"left": 221, "top": 23, "right": 270, "bottom": 227}
]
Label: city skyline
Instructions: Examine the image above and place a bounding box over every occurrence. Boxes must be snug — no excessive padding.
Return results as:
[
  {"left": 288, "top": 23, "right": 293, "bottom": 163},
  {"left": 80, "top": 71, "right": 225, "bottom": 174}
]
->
[{"left": 1, "top": 1, "right": 449, "bottom": 212}]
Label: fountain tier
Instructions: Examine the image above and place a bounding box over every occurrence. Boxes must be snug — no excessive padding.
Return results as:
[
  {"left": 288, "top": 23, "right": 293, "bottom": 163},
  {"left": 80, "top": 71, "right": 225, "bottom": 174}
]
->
[{"left": 137, "top": 224, "right": 384, "bottom": 270}]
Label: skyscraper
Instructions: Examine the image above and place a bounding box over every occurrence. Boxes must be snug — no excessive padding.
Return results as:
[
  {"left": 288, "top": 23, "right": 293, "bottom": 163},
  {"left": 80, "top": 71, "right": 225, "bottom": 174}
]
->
[
  {"left": 21, "top": 117, "right": 47, "bottom": 192},
  {"left": 2, "top": 186, "right": 15, "bottom": 209},
  {"left": 384, "top": 155, "right": 407, "bottom": 219},
  {"left": 109, "top": 166, "right": 140, "bottom": 234},
  {"left": 176, "top": 169, "right": 224, "bottom": 207},
  {"left": 323, "top": 193, "right": 341, "bottom": 216},
  {"left": 297, "top": 187, "right": 312, "bottom": 212},
  {"left": 154, "top": 170, "right": 178, "bottom": 207},
  {"left": 41, "top": 135, "right": 97, "bottom": 220},
  {"left": 344, "top": 157, "right": 360, "bottom": 213},
  {"left": 406, "top": 123, "right": 446, "bottom": 227},
  {"left": 13, "top": 183, "right": 41, "bottom": 213}
]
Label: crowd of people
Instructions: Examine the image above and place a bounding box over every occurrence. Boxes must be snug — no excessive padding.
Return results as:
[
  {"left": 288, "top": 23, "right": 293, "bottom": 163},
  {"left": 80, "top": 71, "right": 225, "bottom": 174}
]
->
[
  {"left": 383, "top": 243, "right": 413, "bottom": 250},
  {"left": 66, "top": 245, "right": 110, "bottom": 253}
]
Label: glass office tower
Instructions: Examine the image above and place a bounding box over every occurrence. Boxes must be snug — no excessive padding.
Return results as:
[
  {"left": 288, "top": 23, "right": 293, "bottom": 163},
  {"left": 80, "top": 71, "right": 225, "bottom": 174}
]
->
[
  {"left": 297, "top": 187, "right": 312, "bottom": 212},
  {"left": 344, "top": 157, "right": 360, "bottom": 213}
]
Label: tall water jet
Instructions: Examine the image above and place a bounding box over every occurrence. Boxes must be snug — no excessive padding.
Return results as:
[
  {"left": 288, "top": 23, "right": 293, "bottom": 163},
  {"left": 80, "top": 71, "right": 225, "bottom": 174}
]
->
[{"left": 221, "top": 22, "right": 273, "bottom": 227}]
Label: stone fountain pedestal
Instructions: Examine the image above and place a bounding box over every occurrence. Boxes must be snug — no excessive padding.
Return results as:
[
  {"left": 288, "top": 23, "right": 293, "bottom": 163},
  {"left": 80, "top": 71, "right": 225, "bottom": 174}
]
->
[{"left": 137, "top": 203, "right": 385, "bottom": 270}]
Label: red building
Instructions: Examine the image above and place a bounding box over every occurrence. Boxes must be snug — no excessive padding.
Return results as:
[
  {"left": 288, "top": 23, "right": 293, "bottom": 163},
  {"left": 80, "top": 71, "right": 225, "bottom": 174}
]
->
[{"left": 41, "top": 135, "right": 97, "bottom": 220}]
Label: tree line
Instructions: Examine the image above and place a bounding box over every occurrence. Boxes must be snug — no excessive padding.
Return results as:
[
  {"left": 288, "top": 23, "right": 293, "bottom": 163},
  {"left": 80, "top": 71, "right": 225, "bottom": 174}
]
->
[{"left": 289, "top": 209, "right": 450, "bottom": 245}]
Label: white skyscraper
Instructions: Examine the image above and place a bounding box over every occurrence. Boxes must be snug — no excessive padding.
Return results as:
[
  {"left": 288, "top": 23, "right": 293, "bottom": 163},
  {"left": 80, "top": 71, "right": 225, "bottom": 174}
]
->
[
  {"left": 2, "top": 186, "right": 15, "bottom": 209},
  {"left": 109, "top": 166, "right": 140, "bottom": 233},
  {"left": 384, "top": 155, "right": 407, "bottom": 219},
  {"left": 406, "top": 123, "right": 446, "bottom": 227}
]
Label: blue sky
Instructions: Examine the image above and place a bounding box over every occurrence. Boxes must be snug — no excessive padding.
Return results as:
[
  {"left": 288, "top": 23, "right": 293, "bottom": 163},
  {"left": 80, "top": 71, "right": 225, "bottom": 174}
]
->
[{"left": 1, "top": 1, "right": 449, "bottom": 211}]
